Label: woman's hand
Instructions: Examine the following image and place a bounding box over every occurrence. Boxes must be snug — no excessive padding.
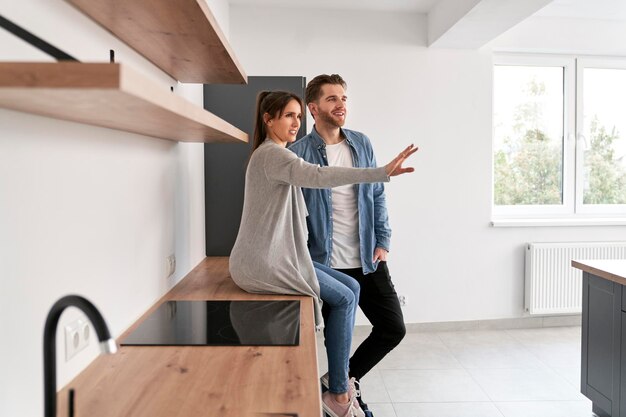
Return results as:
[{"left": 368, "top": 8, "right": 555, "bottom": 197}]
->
[{"left": 385, "top": 144, "right": 418, "bottom": 177}]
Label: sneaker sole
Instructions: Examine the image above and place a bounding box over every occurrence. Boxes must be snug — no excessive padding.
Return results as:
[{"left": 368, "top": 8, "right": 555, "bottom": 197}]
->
[
  {"left": 321, "top": 403, "right": 337, "bottom": 417},
  {"left": 322, "top": 402, "right": 351, "bottom": 417}
]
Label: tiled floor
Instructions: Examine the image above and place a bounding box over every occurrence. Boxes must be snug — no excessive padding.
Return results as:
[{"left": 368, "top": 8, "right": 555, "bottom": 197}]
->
[{"left": 316, "top": 325, "right": 594, "bottom": 417}]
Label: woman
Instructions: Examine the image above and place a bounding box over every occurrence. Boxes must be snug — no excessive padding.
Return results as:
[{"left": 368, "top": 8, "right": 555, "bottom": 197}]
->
[{"left": 229, "top": 91, "right": 416, "bottom": 417}]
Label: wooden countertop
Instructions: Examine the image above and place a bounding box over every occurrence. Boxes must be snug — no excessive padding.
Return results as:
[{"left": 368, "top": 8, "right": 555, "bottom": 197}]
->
[
  {"left": 572, "top": 260, "right": 626, "bottom": 286},
  {"left": 57, "top": 257, "right": 321, "bottom": 417}
]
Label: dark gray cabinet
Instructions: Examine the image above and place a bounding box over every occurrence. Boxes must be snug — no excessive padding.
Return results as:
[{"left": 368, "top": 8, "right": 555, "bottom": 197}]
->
[
  {"left": 621, "top": 314, "right": 626, "bottom": 416},
  {"left": 203, "top": 77, "right": 307, "bottom": 255},
  {"left": 582, "top": 272, "right": 624, "bottom": 417}
]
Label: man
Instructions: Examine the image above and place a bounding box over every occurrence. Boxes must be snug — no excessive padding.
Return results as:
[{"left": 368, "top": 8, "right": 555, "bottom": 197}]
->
[{"left": 289, "top": 74, "right": 406, "bottom": 412}]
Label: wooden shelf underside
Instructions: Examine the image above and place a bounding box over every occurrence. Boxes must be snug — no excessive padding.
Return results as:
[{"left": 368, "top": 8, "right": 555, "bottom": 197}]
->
[
  {"left": 65, "top": 0, "right": 247, "bottom": 84},
  {"left": 0, "top": 63, "right": 248, "bottom": 144}
]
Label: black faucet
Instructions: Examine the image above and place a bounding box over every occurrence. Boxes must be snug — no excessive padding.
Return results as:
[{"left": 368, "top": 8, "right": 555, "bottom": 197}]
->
[{"left": 44, "top": 295, "right": 117, "bottom": 417}]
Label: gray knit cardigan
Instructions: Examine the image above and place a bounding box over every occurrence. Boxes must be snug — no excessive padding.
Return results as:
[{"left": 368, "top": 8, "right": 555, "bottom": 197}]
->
[{"left": 229, "top": 139, "right": 389, "bottom": 326}]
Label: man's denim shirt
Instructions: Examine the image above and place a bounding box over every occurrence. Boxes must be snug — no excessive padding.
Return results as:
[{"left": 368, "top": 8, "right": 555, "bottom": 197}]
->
[{"left": 288, "top": 126, "right": 391, "bottom": 274}]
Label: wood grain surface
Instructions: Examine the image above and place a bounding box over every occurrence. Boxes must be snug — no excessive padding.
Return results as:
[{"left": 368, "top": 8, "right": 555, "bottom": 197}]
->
[
  {"left": 572, "top": 260, "right": 626, "bottom": 285},
  {"left": 0, "top": 63, "right": 248, "bottom": 143},
  {"left": 56, "top": 257, "right": 321, "bottom": 417},
  {"left": 65, "top": 0, "right": 247, "bottom": 83}
]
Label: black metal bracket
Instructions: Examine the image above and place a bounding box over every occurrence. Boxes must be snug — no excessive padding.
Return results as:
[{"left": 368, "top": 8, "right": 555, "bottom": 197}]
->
[{"left": 0, "top": 14, "right": 78, "bottom": 62}]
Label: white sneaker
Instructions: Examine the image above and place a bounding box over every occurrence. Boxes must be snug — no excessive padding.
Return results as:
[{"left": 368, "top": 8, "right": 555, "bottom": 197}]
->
[
  {"left": 320, "top": 374, "right": 364, "bottom": 417},
  {"left": 348, "top": 378, "right": 365, "bottom": 417},
  {"left": 322, "top": 391, "right": 360, "bottom": 417}
]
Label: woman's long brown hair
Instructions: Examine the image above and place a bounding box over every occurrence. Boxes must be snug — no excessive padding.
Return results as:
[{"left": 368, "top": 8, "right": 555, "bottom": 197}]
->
[{"left": 252, "top": 91, "right": 304, "bottom": 152}]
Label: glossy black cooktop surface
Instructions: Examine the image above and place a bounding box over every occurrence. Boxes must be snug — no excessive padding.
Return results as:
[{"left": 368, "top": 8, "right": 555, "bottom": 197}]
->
[{"left": 121, "top": 300, "right": 300, "bottom": 346}]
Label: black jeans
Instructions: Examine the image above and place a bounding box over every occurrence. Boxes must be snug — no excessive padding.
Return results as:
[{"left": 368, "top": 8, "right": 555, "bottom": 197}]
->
[{"left": 322, "top": 261, "right": 406, "bottom": 381}]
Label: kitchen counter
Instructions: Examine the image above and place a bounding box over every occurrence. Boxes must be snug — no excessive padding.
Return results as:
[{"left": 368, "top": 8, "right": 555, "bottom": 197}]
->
[
  {"left": 572, "top": 259, "right": 626, "bottom": 417},
  {"left": 572, "top": 260, "right": 626, "bottom": 286},
  {"left": 56, "top": 257, "right": 321, "bottom": 417}
]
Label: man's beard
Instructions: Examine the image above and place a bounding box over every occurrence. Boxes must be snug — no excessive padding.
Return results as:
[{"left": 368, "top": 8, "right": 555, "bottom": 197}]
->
[{"left": 318, "top": 109, "right": 345, "bottom": 127}]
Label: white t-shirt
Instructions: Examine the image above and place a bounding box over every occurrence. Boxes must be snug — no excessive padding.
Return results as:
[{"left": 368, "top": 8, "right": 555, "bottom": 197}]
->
[{"left": 325, "top": 140, "right": 361, "bottom": 268}]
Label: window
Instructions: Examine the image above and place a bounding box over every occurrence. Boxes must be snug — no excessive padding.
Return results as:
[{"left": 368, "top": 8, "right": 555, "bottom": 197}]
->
[
  {"left": 493, "top": 55, "right": 626, "bottom": 219},
  {"left": 579, "top": 65, "right": 626, "bottom": 210}
]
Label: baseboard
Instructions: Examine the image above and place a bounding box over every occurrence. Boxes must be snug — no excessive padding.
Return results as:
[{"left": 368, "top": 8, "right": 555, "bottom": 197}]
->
[{"left": 353, "top": 314, "right": 582, "bottom": 335}]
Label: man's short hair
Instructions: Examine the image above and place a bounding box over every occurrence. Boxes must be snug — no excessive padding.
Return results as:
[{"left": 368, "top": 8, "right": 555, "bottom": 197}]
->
[{"left": 305, "top": 74, "right": 347, "bottom": 104}]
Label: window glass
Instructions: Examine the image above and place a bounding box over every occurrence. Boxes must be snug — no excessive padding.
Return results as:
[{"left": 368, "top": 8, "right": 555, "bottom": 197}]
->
[
  {"left": 582, "top": 68, "right": 626, "bottom": 205},
  {"left": 493, "top": 66, "right": 565, "bottom": 206}
]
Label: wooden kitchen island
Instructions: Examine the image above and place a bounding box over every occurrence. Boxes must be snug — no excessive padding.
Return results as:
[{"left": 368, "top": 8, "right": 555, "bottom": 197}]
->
[
  {"left": 573, "top": 260, "right": 626, "bottom": 417},
  {"left": 56, "top": 257, "right": 322, "bottom": 417}
]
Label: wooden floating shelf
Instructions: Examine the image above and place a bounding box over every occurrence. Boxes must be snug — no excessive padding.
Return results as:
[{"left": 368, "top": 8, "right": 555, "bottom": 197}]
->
[
  {"left": 0, "top": 62, "right": 248, "bottom": 144},
  {"left": 65, "top": 0, "right": 247, "bottom": 84}
]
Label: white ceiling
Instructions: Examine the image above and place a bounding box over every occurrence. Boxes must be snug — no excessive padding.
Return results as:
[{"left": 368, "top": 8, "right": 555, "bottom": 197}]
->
[
  {"left": 228, "top": 0, "right": 626, "bottom": 49},
  {"left": 228, "top": 0, "right": 439, "bottom": 13},
  {"left": 535, "top": 0, "right": 626, "bottom": 21},
  {"left": 230, "top": 0, "right": 626, "bottom": 21}
]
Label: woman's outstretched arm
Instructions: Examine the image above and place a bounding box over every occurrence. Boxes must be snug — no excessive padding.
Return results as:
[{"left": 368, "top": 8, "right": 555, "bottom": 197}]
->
[{"left": 263, "top": 143, "right": 418, "bottom": 189}]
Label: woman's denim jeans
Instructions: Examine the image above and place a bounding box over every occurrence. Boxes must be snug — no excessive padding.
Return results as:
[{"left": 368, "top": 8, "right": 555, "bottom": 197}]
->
[{"left": 313, "top": 261, "right": 359, "bottom": 394}]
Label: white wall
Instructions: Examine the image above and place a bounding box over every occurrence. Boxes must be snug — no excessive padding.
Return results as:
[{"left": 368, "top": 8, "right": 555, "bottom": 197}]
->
[
  {"left": 229, "top": 6, "right": 626, "bottom": 326},
  {"left": 491, "top": 15, "right": 626, "bottom": 56},
  {"left": 0, "top": 0, "right": 229, "bottom": 416}
]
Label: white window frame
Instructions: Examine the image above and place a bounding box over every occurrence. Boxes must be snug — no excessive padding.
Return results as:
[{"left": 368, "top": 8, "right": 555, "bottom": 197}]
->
[{"left": 492, "top": 54, "right": 626, "bottom": 223}]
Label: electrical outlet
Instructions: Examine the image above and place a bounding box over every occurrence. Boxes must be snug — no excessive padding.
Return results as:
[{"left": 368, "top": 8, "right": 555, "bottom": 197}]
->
[
  {"left": 166, "top": 254, "right": 176, "bottom": 278},
  {"left": 65, "top": 318, "right": 90, "bottom": 361},
  {"left": 398, "top": 294, "right": 407, "bottom": 307}
]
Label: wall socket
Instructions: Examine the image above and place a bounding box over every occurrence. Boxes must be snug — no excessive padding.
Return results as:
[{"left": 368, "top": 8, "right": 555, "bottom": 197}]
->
[
  {"left": 398, "top": 295, "right": 407, "bottom": 307},
  {"left": 65, "top": 318, "right": 90, "bottom": 361},
  {"left": 166, "top": 254, "right": 176, "bottom": 278}
]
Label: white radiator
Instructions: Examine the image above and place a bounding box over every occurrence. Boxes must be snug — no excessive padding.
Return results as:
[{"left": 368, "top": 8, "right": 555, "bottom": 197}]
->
[{"left": 524, "top": 242, "right": 626, "bottom": 315}]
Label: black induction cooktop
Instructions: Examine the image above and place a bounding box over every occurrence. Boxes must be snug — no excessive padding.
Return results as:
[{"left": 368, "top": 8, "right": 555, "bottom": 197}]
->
[{"left": 121, "top": 300, "right": 300, "bottom": 346}]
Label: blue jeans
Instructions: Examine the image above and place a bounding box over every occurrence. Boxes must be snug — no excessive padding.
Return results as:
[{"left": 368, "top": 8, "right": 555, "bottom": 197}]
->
[{"left": 313, "top": 261, "right": 359, "bottom": 394}]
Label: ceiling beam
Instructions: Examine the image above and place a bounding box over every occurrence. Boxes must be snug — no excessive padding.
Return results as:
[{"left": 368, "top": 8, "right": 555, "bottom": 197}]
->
[{"left": 428, "top": 0, "right": 554, "bottom": 49}]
